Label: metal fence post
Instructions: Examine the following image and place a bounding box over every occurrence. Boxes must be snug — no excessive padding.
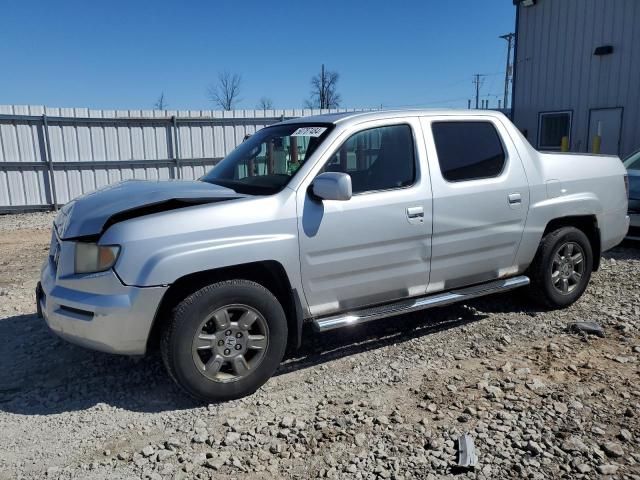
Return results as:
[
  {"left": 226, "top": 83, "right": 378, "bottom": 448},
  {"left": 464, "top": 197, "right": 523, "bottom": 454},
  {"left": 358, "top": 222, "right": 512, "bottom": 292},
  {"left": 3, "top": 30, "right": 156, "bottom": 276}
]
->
[
  {"left": 42, "top": 114, "right": 59, "bottom": 211},
  {"left": 171, "top": 115, "right": 181, "bottom": 179}
]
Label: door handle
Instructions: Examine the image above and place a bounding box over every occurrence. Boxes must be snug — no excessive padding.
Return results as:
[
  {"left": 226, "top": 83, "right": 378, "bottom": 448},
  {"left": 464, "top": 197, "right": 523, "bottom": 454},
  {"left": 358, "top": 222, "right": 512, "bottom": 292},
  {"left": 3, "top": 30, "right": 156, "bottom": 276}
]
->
[
  {"left": 508, "top": 193, "right": 522, "bottom": 205},
  {"left": 406, "top": 206, "right": 424, "bottom": 218}
]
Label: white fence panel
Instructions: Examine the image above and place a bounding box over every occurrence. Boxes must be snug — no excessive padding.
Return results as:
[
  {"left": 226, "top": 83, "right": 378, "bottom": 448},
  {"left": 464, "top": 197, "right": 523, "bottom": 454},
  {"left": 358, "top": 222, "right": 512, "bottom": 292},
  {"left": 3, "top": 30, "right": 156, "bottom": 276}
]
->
[{"left": 0, "top": 105, "right": 368, "bottom": 212}]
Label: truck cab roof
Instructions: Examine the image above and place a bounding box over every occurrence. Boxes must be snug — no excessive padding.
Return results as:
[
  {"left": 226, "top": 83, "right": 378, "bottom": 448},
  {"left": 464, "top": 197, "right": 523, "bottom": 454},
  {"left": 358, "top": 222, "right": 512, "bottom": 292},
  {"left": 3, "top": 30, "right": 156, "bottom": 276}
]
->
[{"left": 279, "top": 109, "right": 509, "bottom": 128}]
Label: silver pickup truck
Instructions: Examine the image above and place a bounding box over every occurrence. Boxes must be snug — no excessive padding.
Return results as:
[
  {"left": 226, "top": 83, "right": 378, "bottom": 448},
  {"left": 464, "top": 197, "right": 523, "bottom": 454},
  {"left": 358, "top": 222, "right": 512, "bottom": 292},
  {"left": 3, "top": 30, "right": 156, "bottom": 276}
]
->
[{"left": 37, "top": 110, "right": 630, "bottom": 402}]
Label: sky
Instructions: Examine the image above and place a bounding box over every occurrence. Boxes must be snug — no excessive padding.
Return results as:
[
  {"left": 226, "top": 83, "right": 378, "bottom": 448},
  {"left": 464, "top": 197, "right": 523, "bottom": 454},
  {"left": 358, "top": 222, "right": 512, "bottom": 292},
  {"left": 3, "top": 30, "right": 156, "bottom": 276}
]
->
[{"left": 0, "top": 1, "right": 516, "bottom": 111}]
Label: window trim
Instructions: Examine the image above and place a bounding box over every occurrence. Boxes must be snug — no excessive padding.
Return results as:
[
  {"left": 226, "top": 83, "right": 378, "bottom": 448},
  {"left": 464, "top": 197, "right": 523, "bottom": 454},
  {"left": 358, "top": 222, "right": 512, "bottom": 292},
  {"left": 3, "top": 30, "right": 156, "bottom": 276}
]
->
[
  {"left": 318, "top": 122, "right": 419, "bottom": 196},
  {"left": 430, "top": 119, "right": 508, "bottom": 184},
  {"left": 537, "top": 110, "right": 572, "bottom": 151}
]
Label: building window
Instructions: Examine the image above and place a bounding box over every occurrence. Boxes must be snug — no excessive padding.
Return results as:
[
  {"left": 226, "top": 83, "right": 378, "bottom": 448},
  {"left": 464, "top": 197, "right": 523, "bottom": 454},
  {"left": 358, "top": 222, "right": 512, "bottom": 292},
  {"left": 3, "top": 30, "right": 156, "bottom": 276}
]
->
[
  {"left": 538, "top": 111, "right": 571, "bottom": 150},
  {"left": 431, "top": 121, "right": 506, "bottom": 182}
]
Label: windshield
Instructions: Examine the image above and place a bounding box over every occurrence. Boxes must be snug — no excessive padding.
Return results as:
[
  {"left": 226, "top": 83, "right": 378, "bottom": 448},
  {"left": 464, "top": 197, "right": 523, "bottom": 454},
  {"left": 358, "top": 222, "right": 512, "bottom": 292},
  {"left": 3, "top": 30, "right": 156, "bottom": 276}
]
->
[
  {"left": 201, "top": 123, "right": 333, "bottom": 194},
  {"left": 624, "top": 150, "right": 640, "bottom": 170}
]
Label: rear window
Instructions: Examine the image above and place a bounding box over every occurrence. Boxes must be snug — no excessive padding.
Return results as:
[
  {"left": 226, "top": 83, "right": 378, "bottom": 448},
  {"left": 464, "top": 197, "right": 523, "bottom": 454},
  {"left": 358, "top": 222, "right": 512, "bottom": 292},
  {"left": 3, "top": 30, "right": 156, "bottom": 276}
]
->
[{"left": 431, "top": 121, "right": 506, "bottom": 182}]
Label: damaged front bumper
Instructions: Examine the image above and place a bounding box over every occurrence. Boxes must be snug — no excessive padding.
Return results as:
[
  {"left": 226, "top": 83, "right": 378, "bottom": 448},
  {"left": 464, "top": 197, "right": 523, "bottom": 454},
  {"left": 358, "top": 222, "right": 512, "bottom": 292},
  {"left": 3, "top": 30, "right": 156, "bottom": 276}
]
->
[{"left": 37, "top": 254, "right": 167, "bottom": 355}]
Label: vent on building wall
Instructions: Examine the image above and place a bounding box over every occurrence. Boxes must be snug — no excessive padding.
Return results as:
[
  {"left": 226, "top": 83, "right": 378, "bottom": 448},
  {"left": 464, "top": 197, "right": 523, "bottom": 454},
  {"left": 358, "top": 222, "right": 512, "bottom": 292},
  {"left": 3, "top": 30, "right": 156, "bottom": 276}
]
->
[
  {"left": 594, "top": 45, "right": 614, "bottom": 56},
  {"left": 513, "top": 0, "right": 536, "bottom": 6}
]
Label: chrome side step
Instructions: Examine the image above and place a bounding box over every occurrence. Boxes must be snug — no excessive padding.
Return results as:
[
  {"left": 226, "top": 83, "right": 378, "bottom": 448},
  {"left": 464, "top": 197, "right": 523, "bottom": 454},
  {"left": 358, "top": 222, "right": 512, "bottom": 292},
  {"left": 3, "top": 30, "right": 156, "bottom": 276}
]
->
[{"left": 313, "top": 275, "right": 530, "bottom": 332}]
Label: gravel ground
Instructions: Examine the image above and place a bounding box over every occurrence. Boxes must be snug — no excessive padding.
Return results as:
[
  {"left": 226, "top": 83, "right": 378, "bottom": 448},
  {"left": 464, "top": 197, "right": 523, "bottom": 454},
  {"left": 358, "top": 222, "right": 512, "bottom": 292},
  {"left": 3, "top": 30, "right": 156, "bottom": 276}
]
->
[{"left": 1, "top": 212, "right": 639, "bottom": 480}]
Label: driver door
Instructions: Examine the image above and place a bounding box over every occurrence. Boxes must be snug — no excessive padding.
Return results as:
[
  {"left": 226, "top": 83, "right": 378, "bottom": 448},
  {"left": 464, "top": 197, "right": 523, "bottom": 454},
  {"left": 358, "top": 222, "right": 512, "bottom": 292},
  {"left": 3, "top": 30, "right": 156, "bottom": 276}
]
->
[{"left": 296, "top": 119, "right": 432, "bottom": 317}]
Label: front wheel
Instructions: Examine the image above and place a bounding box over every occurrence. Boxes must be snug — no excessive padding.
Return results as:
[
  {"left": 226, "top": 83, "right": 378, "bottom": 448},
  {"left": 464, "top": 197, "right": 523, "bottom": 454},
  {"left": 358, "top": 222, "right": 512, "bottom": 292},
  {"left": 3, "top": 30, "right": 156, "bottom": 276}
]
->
[
  {"left": 528, "top": 226, "right": 593, "bottom": 308},
  {"left": 161, "top": 280, "right": 288, "bottom": 402}
]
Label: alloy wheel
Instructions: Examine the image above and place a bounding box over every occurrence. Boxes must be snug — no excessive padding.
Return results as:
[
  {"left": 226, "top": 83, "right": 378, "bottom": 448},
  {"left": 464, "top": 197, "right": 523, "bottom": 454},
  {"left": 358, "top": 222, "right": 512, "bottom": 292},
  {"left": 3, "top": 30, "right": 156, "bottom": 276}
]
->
[
  {"left": 191, "top": 304, "right": 269, "bottom": 382},
  {"left": 551, "top": 241, "right": 585, "bottom": 295}
]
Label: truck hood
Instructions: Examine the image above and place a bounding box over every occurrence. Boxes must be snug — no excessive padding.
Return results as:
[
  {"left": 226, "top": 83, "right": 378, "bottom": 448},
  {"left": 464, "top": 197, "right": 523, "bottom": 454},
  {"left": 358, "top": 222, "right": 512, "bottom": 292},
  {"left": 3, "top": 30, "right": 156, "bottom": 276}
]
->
[{"left": 54, "top": 180, "right": 247, "bottom": 240}]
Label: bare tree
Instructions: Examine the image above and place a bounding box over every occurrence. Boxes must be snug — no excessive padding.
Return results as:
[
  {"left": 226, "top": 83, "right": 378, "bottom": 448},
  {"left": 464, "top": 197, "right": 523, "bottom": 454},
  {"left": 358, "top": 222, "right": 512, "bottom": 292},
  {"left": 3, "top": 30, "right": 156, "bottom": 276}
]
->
[
  {"left": 154, "top": 92, "right": 168, "bottom": 110},
  {"left": 306, "top": 64, "right": 341, "bottom": 109},
  {"left": 208, "top": 72, "right": 242, "bottom": 110},
  {"left": 257, "top": 97, "right": 274, "bottom": 110}
]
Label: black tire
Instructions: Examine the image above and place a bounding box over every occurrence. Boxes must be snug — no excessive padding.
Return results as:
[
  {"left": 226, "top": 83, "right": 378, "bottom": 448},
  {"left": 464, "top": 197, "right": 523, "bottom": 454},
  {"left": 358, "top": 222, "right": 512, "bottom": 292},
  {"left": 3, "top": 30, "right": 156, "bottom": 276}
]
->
[
  {"left": 528, "top": 226, "right": 593, "bottom": 308},
  {"left": 161, "top": 280, "right": 288, "bottom": 402}
]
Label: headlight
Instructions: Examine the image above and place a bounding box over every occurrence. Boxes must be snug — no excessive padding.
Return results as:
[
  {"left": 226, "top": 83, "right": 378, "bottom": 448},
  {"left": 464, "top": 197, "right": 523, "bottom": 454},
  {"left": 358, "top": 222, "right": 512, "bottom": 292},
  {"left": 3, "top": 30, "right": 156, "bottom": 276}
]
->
[{"left": 74, "top": 243, "right": 120, "bottom": 274}]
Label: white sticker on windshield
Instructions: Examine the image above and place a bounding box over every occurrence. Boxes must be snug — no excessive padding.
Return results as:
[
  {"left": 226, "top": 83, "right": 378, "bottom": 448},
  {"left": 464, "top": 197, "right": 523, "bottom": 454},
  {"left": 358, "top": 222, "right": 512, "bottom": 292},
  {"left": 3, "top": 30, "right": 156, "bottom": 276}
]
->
[{"left": 291, "top": 126, "right": 327, "bottom": 137}]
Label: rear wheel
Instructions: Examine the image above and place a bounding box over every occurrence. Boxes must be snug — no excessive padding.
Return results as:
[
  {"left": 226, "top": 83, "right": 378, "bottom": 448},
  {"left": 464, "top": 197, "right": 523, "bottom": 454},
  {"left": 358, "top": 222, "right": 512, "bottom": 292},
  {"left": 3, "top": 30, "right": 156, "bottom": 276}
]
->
[
  {"left": 528, "top": 226, "right": 593, "bottom": 308},
  {"left": 161, "top": 280, "right": 287, "bottom": 402}
]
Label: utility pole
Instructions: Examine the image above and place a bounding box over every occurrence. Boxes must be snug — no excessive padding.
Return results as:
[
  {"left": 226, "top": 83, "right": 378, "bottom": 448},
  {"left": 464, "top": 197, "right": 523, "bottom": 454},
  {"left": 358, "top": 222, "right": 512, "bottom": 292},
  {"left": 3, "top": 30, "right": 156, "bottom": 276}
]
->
[
  {"left": 472, "top": 74, "right": 485, "bottom": 109},
  {"left": 500, "top": 33, "right": 515, "bottom": 110}
]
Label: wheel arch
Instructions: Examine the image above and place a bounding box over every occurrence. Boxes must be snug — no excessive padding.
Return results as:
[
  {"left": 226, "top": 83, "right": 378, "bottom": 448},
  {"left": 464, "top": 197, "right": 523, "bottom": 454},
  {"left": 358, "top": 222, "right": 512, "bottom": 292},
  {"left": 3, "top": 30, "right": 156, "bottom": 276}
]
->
[
  {"left": 147, "top": 260, "right": 304, "bottom": 354},
  {"left": 542, "top": 215, "right": 601, "bottom": 271}
]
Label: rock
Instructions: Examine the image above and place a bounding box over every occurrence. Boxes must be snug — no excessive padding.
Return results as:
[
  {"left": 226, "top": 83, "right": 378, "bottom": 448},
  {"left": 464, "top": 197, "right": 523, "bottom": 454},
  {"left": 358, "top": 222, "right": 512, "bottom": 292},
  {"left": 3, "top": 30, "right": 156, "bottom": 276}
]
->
[
  {"left": 484, "top": 385, "right": 504, "bottom": 399},
  {"left": 165, "top": 437, "right": 182, "bottom": 450},
  {"left": 553, "top": 402, "right": 568, "bottom": 414},
  {"left": 575, "top": 464, "right": 591, "bottom": 473},
  {"left": 46, "top": 467, "right": 60, "bottom": 476},
  {"left": 116, "top": 451, "right": 129, "bottom": 461},
  {"left": 141, "top": 446, "right": 155, "bottom": 458},
  {"left": 601, "top": 442, "right": 624, "bottom": 458},
  {"left": 156, "top": 449, "right": 173, "bottom": 461},
  {"left": 561, "top": 436, "right": 589, "bottom": 453},
  {"left": 374, "top": 466, "right": 391, "bottom": 478},
  {"left": 375, "top": 416, "right": 390, "bottom": 426},
  {"left": 596, "top": 464, "right": 619, "bottom": 475},
  {"left": 526, "top": 378, "right": 547, "bottom": 393},
  {"left": 354, "top": 433, "right": 366, "bottom": 447},
  {"left": 618, "top": 429, "right": 632, "bottom": 442},
  {"left": 526, "top": 440, "right": 544, "bottom": 456},
  {"left": 500, "top": 362, "right": 513, "bottom": 373},
  {"left": 224, "top": 432, "right": 241, "bottom": 445},
  {"left": 205, "top": 458, "right": 225, "bottom": 470},
  {"left": 279, "top": 416, "right": 295, "bottom": 429}
]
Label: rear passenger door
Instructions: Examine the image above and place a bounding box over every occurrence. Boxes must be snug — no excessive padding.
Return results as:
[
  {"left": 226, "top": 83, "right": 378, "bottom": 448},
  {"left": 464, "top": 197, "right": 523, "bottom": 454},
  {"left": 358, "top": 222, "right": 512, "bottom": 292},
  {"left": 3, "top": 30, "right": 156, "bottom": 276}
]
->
[{"left": 420, "top": 116, "right": 530, "bottom": 292}]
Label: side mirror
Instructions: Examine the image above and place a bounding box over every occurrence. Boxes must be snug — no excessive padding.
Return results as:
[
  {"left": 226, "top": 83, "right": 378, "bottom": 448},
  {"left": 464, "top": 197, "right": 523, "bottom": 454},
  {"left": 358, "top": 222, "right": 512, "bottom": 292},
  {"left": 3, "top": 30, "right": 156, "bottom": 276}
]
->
[{"left": 311, "top": 172, "right": 352, "bottom": 201}]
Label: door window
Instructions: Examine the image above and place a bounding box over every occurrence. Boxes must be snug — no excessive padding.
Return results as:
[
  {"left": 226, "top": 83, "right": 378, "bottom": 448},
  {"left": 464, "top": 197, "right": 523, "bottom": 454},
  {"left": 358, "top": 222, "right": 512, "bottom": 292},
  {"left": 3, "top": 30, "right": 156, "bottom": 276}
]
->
[
  {"left": 321, "top": 125, "right": 416, "bottom": 194},
  {"left": 431, "top": 121, "right": 506, "bottom": 182}
]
